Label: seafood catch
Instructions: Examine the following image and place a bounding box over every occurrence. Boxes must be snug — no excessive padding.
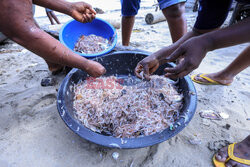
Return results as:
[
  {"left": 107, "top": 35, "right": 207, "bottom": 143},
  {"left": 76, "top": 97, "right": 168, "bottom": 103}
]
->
[
  {"left": 74, "top": 34, "right": 110, "bottom": 54},
  {"left": 73, "top": 75, "right": 183, "bottom": 138}
]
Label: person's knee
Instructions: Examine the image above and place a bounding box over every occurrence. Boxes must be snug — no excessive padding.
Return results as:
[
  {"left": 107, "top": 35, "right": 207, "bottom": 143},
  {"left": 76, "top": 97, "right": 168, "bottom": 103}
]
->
[{"left": 163, "top": 2, "right": 185, "bottom": 19}]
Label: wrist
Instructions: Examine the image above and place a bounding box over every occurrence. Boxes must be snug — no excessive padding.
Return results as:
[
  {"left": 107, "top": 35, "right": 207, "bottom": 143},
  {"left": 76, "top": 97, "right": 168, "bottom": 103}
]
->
[
  {"left": 200, "top": 33, "right": 216, "bottom": 52},
  {"left": 65, "top": 2, "right": 74, "bottom": 16},
  {"left": 156, "top": 44, "right": 178, "bottom": 61}
]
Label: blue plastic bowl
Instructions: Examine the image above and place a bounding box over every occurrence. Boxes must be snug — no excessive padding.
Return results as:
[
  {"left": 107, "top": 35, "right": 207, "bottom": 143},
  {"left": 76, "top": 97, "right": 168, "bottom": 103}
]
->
[{"left": 59, "top": 18, "right": 117, "bottom": 58}]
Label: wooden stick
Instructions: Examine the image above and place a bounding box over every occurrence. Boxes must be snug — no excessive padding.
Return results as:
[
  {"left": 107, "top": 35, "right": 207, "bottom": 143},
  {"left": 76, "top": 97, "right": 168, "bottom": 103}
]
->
[{"left": 145, "top": 11, "right": 166, "bottom": 25}]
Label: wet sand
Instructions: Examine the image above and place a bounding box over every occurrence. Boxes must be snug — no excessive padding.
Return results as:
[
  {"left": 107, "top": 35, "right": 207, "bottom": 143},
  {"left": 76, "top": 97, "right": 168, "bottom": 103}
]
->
[{"left": 0, "top": 6, "right": 250, "bottom": 167}]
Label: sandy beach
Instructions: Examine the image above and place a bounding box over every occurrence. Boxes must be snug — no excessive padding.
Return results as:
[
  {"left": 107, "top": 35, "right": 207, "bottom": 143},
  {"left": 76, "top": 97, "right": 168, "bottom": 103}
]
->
[{"left": 0, "top": 2, "right": 250, "bottom": 167}]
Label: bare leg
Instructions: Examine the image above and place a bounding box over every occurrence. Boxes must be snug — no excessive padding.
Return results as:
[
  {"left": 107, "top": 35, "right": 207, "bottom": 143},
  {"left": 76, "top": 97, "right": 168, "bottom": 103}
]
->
[
  {"left": 162, "top": 2, "right": 187, "bottom": 43},
  {"left": 34, "top": 12, "right": 63, "bottom": 73},
  {"left": 51, "top": 11, "right": 61, "bottom": 24},
  {"left": 194, "top": 45, "right": 250, "bottom": 85},
  {"left": 121, "top": 16, "right": 135, "bottom": 46},
  {"left": 35, "top": 15, "right": 62, "bottom": 72},
  {"left": 46, "top": 11, "right": 55, "bottom": 25},
  {"left": 45, "top": 59, "right": 63, "bottom": 73}
]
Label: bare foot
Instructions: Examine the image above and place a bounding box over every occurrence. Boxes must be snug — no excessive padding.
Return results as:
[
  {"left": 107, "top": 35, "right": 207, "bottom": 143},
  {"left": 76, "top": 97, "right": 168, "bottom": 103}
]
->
[
  {"left": 215, "top": 135, "right": 250, "bottom": 167},
  {"left": 194, "top": 72, "right": 234, "bottom": 85},
  {"left": 45, "top": 61, "right": 64, "bottom": 75}
]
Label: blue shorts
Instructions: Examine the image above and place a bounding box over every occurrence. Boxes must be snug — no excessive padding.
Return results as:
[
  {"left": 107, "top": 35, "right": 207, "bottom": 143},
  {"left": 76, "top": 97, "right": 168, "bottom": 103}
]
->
[
  {"left": 121, "top": 0, "right": 186, "bottom": 16},
  {"left": 194, "top": 0, "right": 250, "bottom": 30}
]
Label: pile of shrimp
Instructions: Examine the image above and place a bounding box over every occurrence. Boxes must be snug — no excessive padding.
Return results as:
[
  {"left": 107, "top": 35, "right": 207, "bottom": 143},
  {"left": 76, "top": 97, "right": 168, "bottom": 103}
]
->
[
  {"left": 73, "top": 75, "right": 183, "bottom": 138},
  {"left": 74, "top": 34, "right": 110, "bottom": 54}
]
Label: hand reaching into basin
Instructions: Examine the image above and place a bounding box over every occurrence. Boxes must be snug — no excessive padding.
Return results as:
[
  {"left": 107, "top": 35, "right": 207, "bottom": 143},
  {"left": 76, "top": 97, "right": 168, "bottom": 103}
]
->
[
  {"left": 164, "top": 37, "right": 209, "bottom": 79},
  {"left": 134, "top": 44, "right": 180, "bottom": 80},
  {"left": 135, "top": 14, "right": 250, "bottom": 80},
  {"left": 135, "top": 55, "right": 160, "bottom": 80}
]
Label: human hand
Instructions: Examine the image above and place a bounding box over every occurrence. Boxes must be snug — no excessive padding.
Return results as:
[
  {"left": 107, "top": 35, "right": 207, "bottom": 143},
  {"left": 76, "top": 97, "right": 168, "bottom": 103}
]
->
[
  {"left": 135, "top": 55, "right": 160, "bottom": 80},
  {"left": 164, "top": 37, "right": 209, "bottom": 79},
  {"left": 85, "top": 60, "right": 106, "bottom": 77},
  {"left": 70, "top": 2, "right": 96, "bottom": 23}
]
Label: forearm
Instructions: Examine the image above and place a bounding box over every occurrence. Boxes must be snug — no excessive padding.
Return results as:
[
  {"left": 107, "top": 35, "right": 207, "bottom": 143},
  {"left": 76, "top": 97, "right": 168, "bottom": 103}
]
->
[
  {"left": 33, "top": 0, "right": 72, "bottom": 15},
  {"left": 202, "top": 17, "right": 250, "bottom": 51},
  {"left": 154, "top": 31, "right": 199, "bottom": 64},
  {"left": 13, "top": 27, "right": 89, "bottom": 70}
]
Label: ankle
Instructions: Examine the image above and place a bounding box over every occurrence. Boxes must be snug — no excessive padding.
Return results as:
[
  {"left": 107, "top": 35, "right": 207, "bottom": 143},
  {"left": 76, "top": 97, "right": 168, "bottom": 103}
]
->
[
  {"left": 244, "top": 135, "right": 250, "bottom": 146},
  {"left": 213, "top": 71, "right": 234, "bottom": 81}
]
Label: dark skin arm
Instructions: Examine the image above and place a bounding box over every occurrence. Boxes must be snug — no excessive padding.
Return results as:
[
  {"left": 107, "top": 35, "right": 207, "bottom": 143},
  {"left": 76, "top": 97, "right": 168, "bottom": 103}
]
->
[
  {"left": 0, "top": 0, "right": 105, "bottom": 77},
  {"left": 33, "top": 0, "right": 96, "bottom": 22},
  {"left": 135, "top": 28, "right": 215, "bottom": 80},
  {"left": 165, "top": 17, "right": 250, "bottom": 79},
  {"left": 135, "top": 16, "right": 250, "bottom": 80}
]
